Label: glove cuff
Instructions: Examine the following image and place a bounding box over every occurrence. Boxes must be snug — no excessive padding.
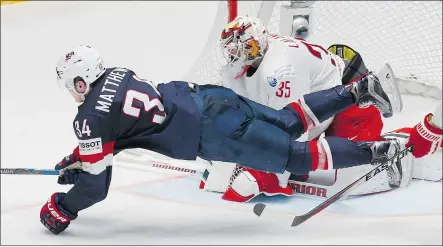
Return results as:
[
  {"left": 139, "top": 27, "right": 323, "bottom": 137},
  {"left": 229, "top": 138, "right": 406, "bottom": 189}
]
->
[
  {"left": 46, "top": 193, "right": 78, "bottom": 221},
  {"left": 419, "top": 114, "right": 443, "bottom": 141}
]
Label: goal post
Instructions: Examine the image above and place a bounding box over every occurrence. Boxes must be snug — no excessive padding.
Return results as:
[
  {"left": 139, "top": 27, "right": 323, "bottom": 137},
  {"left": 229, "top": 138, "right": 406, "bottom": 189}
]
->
[{"left": 227, "top": 0, "right": 237, "bottom": 22}]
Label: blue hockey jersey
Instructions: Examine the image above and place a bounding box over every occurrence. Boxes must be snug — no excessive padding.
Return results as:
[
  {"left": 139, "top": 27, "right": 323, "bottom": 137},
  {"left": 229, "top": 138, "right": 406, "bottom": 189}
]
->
[{"left": 71, "top": 67, "right": 201, "bottom": 175}]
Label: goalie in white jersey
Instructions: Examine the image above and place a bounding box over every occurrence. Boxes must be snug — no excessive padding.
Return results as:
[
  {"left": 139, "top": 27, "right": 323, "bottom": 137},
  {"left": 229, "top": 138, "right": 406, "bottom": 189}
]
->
[{"left": 199, "top": 16, "right": 442, "bottom": 202}]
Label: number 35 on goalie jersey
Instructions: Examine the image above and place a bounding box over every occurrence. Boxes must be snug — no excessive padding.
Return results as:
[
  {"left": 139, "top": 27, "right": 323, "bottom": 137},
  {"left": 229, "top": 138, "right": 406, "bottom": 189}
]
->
[
  {"left": 72, "top": 67, "right": 167, "bottom": 175},
  {"left": 261, "top": 35, "right": 345, "bottom": 110}
]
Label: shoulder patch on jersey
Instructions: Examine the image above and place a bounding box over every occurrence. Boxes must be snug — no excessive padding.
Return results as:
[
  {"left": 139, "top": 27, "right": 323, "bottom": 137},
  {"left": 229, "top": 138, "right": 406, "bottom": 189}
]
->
[
  {"left": 267, "top": 77, "right": 278, "bottom": 87},
  {"left": 79, "top": 137, "right": 103, "bottom": 155},
  {"left": 268, "top": 65, "right": 296, "bottom": 87}
]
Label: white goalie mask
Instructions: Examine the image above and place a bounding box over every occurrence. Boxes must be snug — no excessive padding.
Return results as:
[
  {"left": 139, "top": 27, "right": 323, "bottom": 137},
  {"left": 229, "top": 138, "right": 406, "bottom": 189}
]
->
[
  {"left": 56, "top": 45, "right": 106, "bottom": 102},
  {"left": 220, "top": 16, "right": 268, "bottom": 79}
]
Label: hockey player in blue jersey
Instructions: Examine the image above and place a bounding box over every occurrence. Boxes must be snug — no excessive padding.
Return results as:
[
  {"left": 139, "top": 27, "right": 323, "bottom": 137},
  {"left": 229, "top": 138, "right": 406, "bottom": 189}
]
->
[{"left": 40, "top": 45, "right": 403, "bottom": 234}]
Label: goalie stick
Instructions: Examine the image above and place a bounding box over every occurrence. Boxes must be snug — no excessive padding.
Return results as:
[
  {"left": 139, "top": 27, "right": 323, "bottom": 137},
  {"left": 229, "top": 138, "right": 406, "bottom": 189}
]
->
[{"left": 253, "top": 145, "right": 413, "bottom": 227}]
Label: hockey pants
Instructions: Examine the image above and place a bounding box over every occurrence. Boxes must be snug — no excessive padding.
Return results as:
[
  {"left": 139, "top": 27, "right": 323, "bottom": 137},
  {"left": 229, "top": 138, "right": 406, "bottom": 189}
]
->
[{"left": 191, "top": 84, "right": 373, "bottom": 175}]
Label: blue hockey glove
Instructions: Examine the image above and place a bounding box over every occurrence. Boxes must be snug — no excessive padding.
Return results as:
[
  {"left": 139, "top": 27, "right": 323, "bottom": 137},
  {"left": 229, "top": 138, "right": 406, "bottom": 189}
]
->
[
  {"left": 57, "top": 169, "right": 82, "bottom": 185},
  {"left": 55, "top": 153, "right": 79, "bottom": 170},
  {"left": 55, "top": 153, "right": 82, "bottom": 185},
  {"left": 40, "top": 193, "right": 77, "bottom": 235}
]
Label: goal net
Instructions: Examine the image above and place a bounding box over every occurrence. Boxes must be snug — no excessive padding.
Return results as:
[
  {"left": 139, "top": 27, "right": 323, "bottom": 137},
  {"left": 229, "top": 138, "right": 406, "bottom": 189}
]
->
[{"left": 185, "top": 1, "right": 442, "bottom": 99}]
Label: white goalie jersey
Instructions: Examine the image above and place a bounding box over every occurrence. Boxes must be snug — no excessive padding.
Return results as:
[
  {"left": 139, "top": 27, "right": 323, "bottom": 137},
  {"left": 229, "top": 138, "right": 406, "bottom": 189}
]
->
[
  {"left": 221, "top": 34, "right": 345, "bottom": 139},
  {"left": 221, "top": 34, "right": 345, "bottom": 109}
]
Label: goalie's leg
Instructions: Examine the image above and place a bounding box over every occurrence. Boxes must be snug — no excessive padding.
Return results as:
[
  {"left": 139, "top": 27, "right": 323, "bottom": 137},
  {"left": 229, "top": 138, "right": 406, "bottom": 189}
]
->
[{"left": 222, "top": 165, "right": 293, "bottom": 203}]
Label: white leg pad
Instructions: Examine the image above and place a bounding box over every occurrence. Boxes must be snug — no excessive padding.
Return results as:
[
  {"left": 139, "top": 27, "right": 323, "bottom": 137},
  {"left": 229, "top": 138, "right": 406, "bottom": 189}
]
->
[{"left": 200, "top": 161, "right": 236, "bottom": 193}]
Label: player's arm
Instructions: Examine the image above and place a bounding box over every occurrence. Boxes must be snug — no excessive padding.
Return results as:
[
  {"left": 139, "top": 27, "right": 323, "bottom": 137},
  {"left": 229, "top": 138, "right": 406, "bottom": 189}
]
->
[
  {"left": 40, "top": 114, "right": 113, "bottom": 235},
  {"left": 407, "top": 102, "right": 443, "bottom": 158}
]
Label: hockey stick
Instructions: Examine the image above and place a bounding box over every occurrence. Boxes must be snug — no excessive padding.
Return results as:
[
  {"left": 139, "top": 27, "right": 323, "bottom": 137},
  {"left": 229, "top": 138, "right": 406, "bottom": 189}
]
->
[
  {"left": 1, "top": 162, "right": 83, "bottom": 176},
  {"left": 253, "top": 145, "right": 413, "bottom": 227},
  {"left": 1, "top": 168, "right": 60, "bottom": 175}
]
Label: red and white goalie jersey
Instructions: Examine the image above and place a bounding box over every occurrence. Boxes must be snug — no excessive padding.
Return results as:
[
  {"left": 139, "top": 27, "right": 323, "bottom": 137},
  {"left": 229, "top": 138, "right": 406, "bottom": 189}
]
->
[
  {"left": 222, "top": 33, "right": 344, "bottom": 112},
  {"left": 199, "top": 15, "right": 441, "bottom": 202}
]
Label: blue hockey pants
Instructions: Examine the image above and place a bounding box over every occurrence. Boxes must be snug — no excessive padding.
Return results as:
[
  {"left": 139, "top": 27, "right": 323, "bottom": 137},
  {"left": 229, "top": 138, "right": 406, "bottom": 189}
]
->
[{"left": 190, "top": 84, "right": 372, "bottom": 174}]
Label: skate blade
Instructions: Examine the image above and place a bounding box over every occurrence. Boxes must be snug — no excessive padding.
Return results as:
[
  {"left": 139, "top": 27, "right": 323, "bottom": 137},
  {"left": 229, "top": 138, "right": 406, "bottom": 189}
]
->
[{"left": 377, "top": 63, "right": 404, "bottom": 114}]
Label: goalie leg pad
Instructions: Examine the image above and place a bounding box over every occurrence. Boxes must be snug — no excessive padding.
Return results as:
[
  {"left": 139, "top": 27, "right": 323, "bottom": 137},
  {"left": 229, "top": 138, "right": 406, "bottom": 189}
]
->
[{"left": 222, "top": 166, "right": 293, "bottom": 203}]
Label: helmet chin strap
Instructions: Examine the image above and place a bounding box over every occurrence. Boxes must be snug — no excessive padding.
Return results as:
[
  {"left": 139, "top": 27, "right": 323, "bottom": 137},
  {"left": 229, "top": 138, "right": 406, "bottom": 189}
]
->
[
  {"left": 70, "top": 83, "right": 90, "bottom": 103},
  {"left": 234, "top": 65, "right": 251, "bottom": 80},
  {"left": 251, "top": 57, "right": 263, "bottom": 68},
  {"left": 234, "top": 56, "right": 264, "bottom": 79},
  {"left": 79, "top": 94, "right": 86, "bottom": 102}
]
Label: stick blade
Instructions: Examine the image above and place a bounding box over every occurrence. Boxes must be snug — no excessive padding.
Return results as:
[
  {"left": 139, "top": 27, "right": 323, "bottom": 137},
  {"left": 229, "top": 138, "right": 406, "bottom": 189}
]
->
[
  {"left": 291, "top": 216, "right": 307, "bottom": 227},
  {"left": 253, "top": 203, "right": 266, "bottom": 217}
]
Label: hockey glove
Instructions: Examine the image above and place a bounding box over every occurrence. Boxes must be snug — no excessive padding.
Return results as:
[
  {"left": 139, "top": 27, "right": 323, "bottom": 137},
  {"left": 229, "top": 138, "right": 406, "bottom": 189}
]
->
[
  {"left": 55, "top": 152, "right": 80, "bottom": 170},
  {"left": 57, "top": 169, "right": 82, "bottom": 185},
  {"left": 40, "top": 193, "right": 77, "bottom": 235},
  {"left": 55, "top": 152, "right": 82, "bottom": 185},
  {"left": 406, "top": 113, "right": 442, "bottom": 158}
]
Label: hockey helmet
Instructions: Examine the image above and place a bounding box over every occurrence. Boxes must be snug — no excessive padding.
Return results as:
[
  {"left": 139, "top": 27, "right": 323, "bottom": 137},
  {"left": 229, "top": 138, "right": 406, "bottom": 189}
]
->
[
  {"left": 220, "top": 16, "right": 268, "bottom": 79},
  {"left": 56, "top": 45, "right": 105, "bottom": 102}
]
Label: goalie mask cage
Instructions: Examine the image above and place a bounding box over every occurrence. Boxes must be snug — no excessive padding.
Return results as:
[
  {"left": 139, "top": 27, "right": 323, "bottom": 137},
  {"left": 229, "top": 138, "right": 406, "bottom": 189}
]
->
[{"left": 185, "top": 1, "right": 442, "bottom": 99}]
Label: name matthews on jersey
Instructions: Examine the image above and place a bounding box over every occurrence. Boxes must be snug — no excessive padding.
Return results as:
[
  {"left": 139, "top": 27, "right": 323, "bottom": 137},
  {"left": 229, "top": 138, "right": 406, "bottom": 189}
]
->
[{"left": 95, "top": 68, "right": 128, "bottom": 113}]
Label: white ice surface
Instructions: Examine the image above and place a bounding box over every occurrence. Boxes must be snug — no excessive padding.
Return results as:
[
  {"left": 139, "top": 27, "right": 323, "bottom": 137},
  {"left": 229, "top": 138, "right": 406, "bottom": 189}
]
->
[{"left": 1, "top": 1, "right": 442, "bottom": 245}]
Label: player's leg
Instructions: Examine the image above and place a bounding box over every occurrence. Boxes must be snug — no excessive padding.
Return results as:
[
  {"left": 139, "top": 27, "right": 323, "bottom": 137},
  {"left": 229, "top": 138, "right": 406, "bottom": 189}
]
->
[
  {"left": 289, "top": 45, "right": 395, "bottom": 186},
  {"left": 322, "top": 45, "right": 403, "bottom": 189},
  {"left": 194, "top": 74, "right": 400, "bottom": 176},
  {"left": 239, "top": 70, "right": 395, "bottom": 142},
  {"left": 217, "top": 78, "right": 366, "bottom": 202}
]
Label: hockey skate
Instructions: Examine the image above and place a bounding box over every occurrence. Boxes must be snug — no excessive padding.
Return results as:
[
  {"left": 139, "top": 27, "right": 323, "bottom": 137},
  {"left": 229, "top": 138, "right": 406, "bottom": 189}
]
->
[
  {"left": 349, "top": 71, "right": 401, "bottom": 118},
  {"left": 367, "top": 139, "right": 411, "bottom": 188},
  {"left": 377, "top": 63, "right": 403, "bottom": 114}
]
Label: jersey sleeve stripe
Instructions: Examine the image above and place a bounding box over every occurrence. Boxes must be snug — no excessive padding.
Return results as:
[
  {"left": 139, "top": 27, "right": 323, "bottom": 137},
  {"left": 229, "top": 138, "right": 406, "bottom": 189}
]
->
[
  {"left": 82, "top": 154, "right": 113, "bottom": 175},
  {"left": 79, "top": 141, "right": 114, "bottom": 175},
  {"left": 80, "top": 141, "right": 115, "bottom": 164}
]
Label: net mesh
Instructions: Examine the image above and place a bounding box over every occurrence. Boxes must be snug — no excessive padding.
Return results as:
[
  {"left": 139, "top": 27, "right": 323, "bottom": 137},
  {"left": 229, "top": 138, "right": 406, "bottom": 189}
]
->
[{"left": 185, "top": 1, "right": 442, "bottom": 99}]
